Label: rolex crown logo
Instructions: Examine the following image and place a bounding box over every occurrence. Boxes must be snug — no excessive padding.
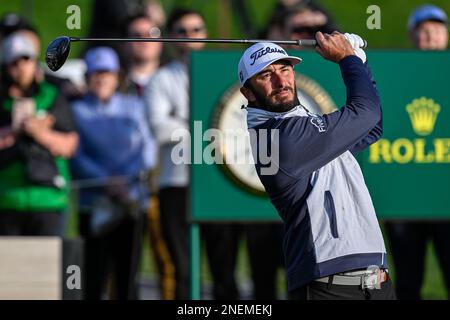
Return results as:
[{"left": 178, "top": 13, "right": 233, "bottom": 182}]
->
[{"left": 406, "top": 97, "right": 440, "bottom": 136}]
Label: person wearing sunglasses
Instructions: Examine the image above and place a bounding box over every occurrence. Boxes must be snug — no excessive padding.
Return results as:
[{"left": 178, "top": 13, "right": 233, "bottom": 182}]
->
[
  {"left": 282, "top": 1, "right": 338, "bottom": 47},
  {"left": 120, "top": 12, "right": 169, "bottom": 300},
  {"left": 122, "top": 13, "right": 164, "bottom": 97},
  {"left": 144, "top": 8, "right": 240, "bottom": 300},
  {"left": 169, "top": 8, "right": 208, "bottom": 58}
]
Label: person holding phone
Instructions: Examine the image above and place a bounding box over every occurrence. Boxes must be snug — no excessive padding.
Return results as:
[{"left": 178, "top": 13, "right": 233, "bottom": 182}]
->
[{"left": 0, "top": 31, "right": 78, "bottom": 236}]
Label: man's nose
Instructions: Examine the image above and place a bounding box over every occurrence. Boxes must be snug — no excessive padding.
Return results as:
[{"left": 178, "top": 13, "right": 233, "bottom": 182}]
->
[{"left": 272, "top": 72, "right": 286, "bottom": 87}]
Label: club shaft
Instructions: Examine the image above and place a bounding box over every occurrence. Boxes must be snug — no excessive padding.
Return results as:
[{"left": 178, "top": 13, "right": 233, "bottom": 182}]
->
[{"left": 70, "top": 37, "right": 318, "bottom": 47}]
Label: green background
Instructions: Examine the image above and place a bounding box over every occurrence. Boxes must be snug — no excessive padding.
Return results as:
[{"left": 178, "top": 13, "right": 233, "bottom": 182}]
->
[
  {"left": 190, "top": 50, "right": 450, "bottom": 221},
  {"left": 362, "top": 51, "right": 450, "bottom": 219}
]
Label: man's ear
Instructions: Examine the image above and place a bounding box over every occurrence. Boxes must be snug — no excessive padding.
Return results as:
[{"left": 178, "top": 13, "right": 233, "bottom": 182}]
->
[{"left": 240, "top": 86, "right": 256, "bottom": 102}]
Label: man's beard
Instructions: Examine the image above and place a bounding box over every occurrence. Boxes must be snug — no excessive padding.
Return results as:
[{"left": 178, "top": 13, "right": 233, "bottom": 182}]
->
[{"left": 250, "top": 84, "right": 300, "bottom": 113}]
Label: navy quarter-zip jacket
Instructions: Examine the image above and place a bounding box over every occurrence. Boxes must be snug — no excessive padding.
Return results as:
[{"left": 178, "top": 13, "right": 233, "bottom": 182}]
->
[{"left": 246, "top": 55, "right": 387, "bottom": 291}]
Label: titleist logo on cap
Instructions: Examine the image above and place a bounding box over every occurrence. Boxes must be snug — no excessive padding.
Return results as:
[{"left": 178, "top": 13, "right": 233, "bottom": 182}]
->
[{"left": 249, "top": 46, "right": 287, "bottom": 66}]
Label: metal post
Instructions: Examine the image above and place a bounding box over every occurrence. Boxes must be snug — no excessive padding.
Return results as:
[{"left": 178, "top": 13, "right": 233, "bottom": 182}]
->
[{"left": 189, "top": 223, "right": 201, "bottom": 300}]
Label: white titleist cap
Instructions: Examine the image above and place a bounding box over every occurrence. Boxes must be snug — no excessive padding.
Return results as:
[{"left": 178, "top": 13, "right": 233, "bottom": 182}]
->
[{"left": 238, "top": 42, "right": 301, "bottom": 86}]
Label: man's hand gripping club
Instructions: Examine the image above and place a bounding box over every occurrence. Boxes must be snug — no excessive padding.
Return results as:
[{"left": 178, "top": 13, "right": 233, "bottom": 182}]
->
[{"left": 315, "top": 31, "right": 367, "bottom": 63}]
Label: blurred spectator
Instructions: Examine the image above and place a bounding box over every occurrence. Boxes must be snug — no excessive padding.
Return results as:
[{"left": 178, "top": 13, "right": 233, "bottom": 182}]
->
[
  {"left": 385, "top": 4, "right": 450, "bottom": 301},
  {"left": 120, "top": 13, "right": 170, "bottom": 299},
  {"left": 263, "top": 0, "right": 338, "bottom": 42},
  {"left": 144, "top": 8, "right": 240, "bottom": 300},
  {"left": 144, "top": 0, "right": 166, "bottom": 28},
  {"left": 87, "top": 0, "right": 165, "bottom": 65},
  {"left": 0, "top": 13, "right": 40, "bottom": 54},
  {"left": 88, "top": 0, "right": 147, "bottom": 40},
  {"left": 121, "top": 13, "right": 164, "bottom": 96},
  {"left": 0, "top": 14, "right": 38, "bottom": 89},
  {"left": 0, "top": 13, "right": 35, "bottom": 40},
  {"left": 70, "top": 47, "right": 157, "bottom": 300},
  {"left": 0, "top": 13, "right": 84, "bottom": 101},
  {"left": 0, "top": 32, "right": 78, "bottom": 236},
  {"left": 408, "top": 4, "right": 448, "bottom": 50},
  {"left": 244, "top": 224, "right": 284, "bottom": 299}
]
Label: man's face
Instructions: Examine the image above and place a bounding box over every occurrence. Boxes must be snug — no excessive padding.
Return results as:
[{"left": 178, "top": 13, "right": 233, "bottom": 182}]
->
[
  {"left": 171, "top": 13, "right": 207, "bottom": 51},
  {"left": 412, "top": 20, "right": 448, "bottom": 50},
  {"left": 7, "top": 56, "right": 37, "bottom": 90},
  {"left": 241, "top": 61, "right": 298, "bottom": 112},
  {"left": 88, "top": 71, "right": 119, "bottom": 102},
  {"left": 127, "top": 18, "right": 162, "bottom": 63}
]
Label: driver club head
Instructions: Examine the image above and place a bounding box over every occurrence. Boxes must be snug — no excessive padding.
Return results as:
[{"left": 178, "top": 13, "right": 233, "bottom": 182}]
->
[{"left": 45, "top": 36, "right": 71, "bottom": 71}]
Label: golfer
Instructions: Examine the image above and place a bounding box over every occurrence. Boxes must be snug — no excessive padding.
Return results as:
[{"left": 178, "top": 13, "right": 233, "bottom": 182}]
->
[{"left": 239, "top": 31, "right": 396, "bottom": 300}]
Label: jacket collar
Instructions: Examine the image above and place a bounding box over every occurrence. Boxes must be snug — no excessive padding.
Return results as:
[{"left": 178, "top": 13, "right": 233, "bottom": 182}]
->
[{"left": 245, "top": 104, "right": 309, "bottom": 128}]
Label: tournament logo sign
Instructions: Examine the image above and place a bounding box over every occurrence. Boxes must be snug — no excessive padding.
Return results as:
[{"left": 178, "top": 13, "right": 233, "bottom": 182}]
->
[{"left": 369, "top": 97, "right": 449, "bottom": 164}]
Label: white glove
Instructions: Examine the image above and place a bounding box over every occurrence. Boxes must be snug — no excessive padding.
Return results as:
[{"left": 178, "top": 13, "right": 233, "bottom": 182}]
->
[{"left": 344, "top": 33, "right": 366, "bottom": 63}]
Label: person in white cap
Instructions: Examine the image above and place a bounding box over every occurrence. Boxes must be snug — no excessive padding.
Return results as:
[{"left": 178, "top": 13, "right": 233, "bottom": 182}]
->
[{"left": 239, "top": 31, "right": 396, "bottom": 300}]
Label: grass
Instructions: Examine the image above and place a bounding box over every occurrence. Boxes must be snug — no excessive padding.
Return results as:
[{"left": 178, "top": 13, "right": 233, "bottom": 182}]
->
[
  {"left": 421, "top": 241, "right": 448, "bottom": 299},
  {"left": 136, "top": 220, "right": 448, "bottom": 300}
]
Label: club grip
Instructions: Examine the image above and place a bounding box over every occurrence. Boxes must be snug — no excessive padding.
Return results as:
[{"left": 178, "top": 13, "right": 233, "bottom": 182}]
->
[
  {"left": 296, "top": 39, "right": 318, "bottom": 47},
  {"left": 297, "top": 38, "right": 368, "bottom": 49}
]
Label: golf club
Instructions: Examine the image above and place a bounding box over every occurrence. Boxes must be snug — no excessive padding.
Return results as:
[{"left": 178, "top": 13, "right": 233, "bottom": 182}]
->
[{"left": 45, "top": 36, "right": 368, "bottom": 72}]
